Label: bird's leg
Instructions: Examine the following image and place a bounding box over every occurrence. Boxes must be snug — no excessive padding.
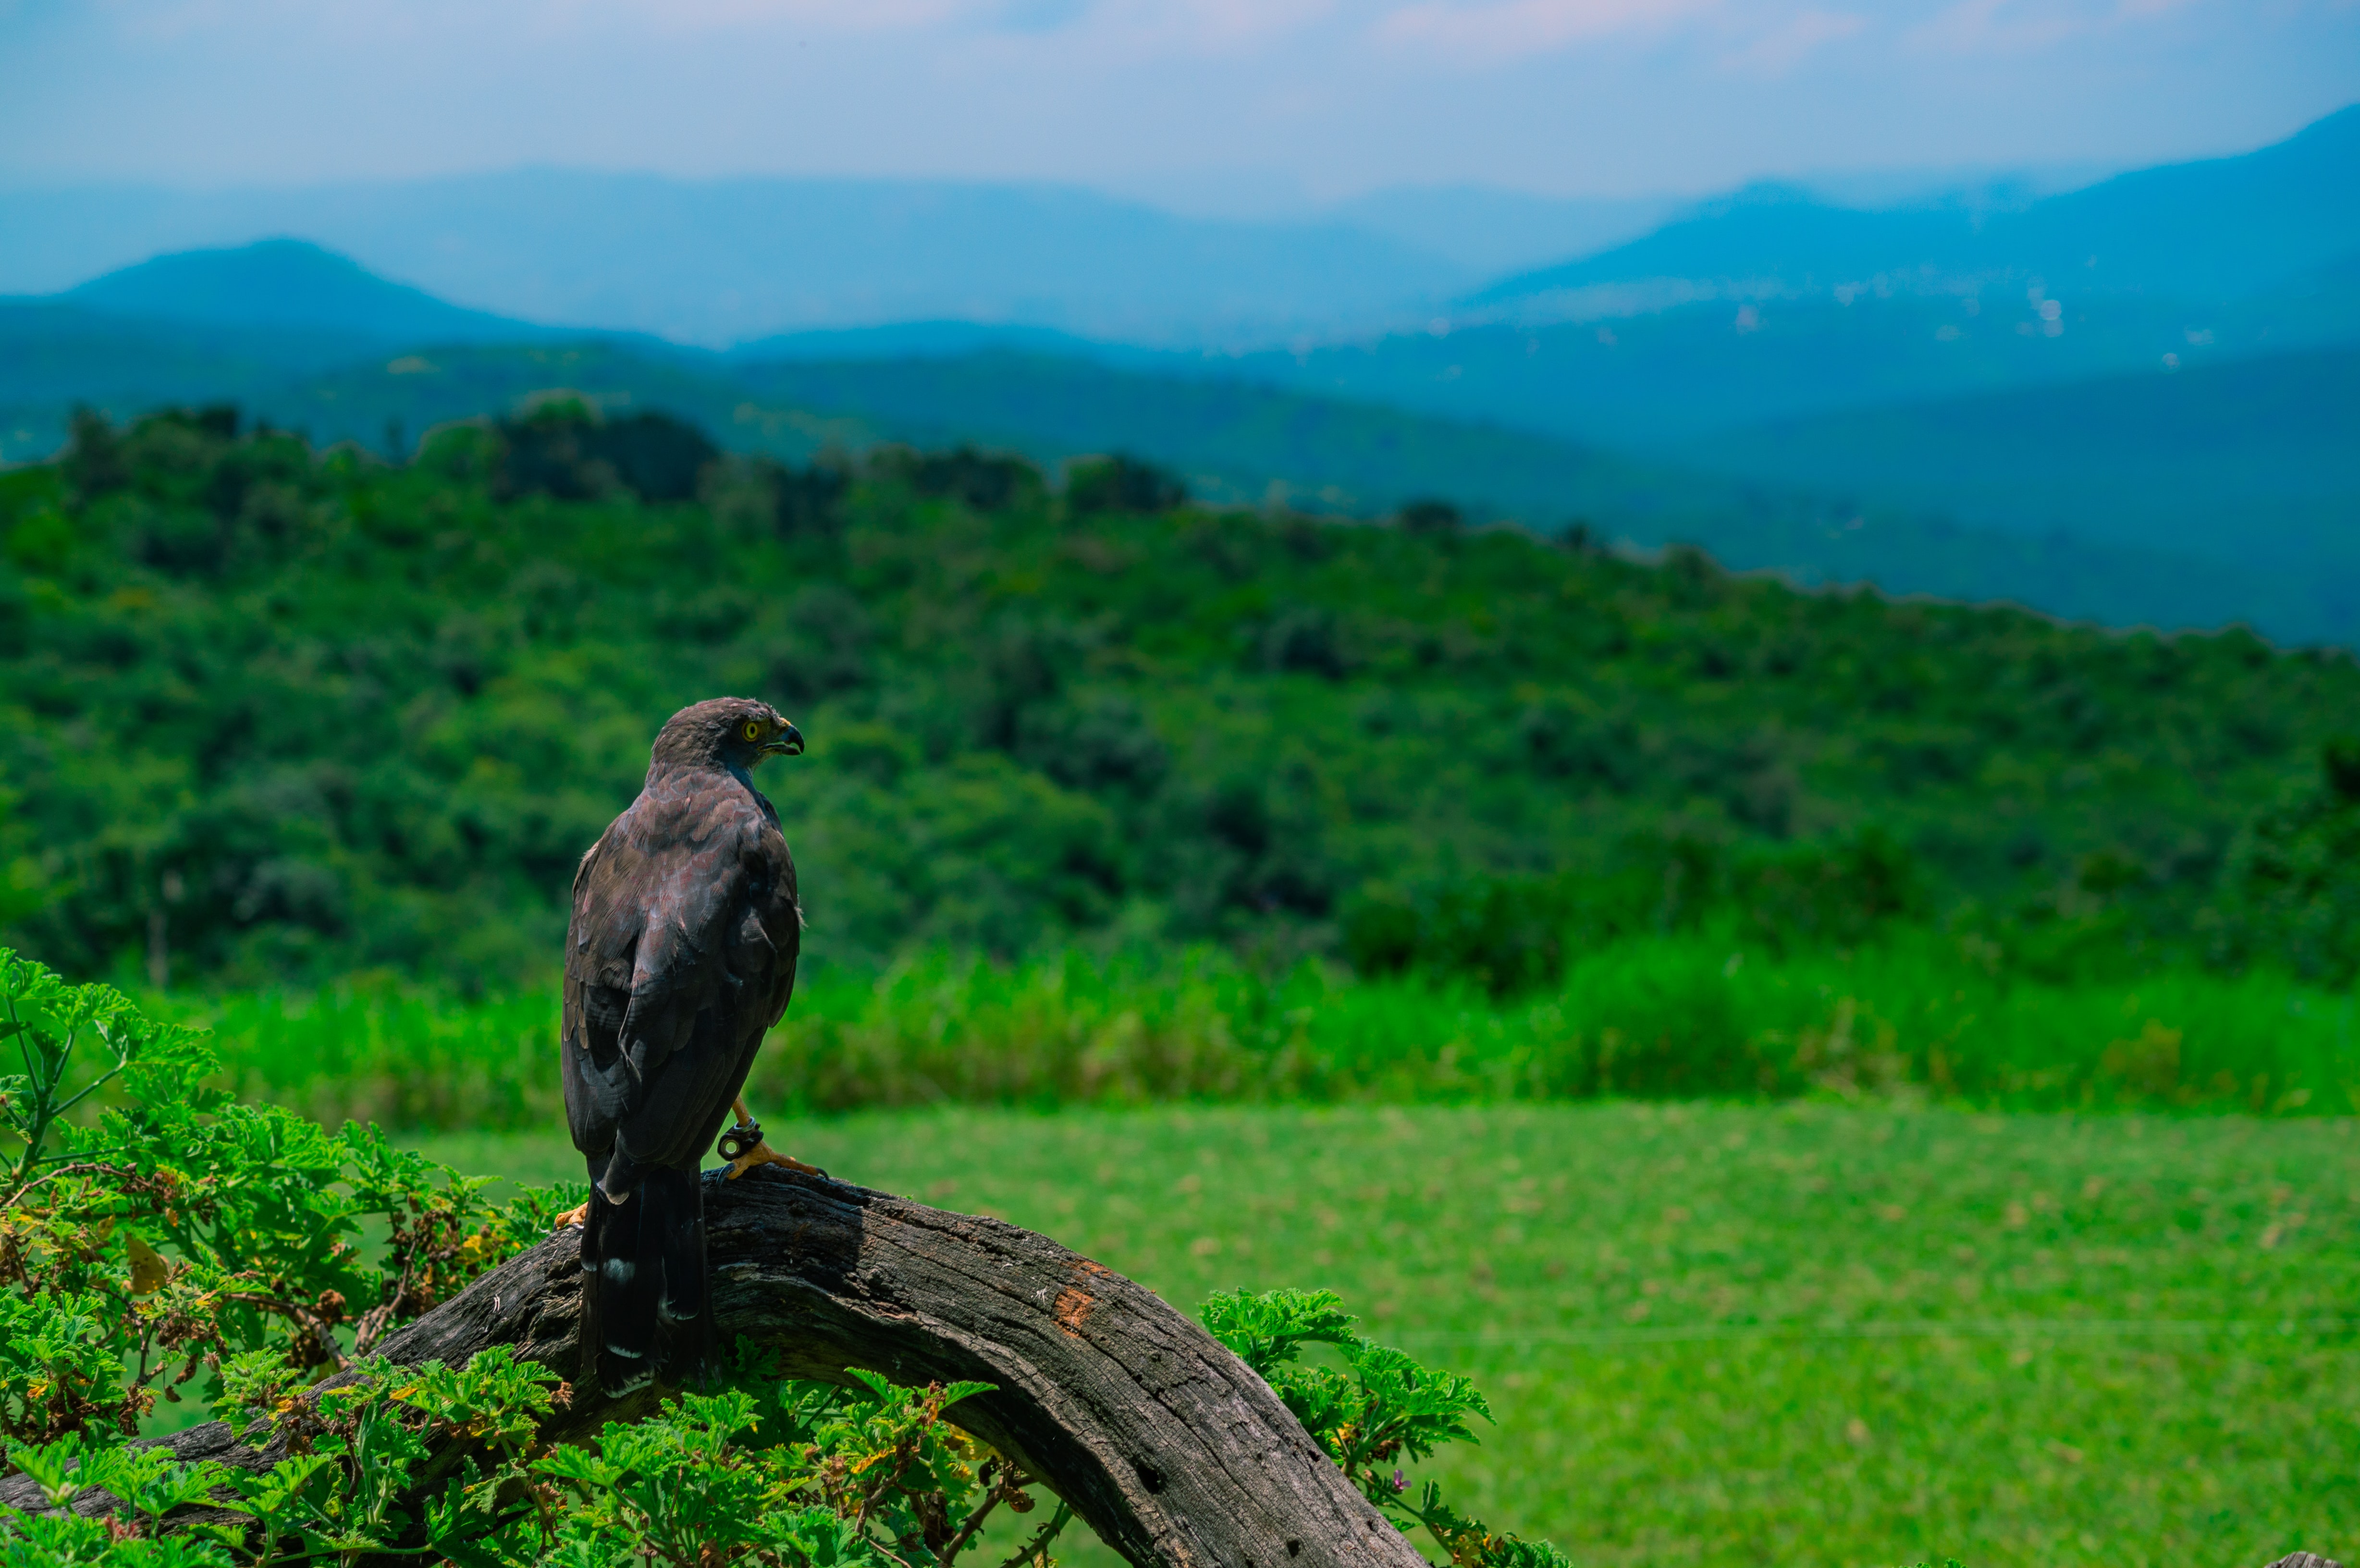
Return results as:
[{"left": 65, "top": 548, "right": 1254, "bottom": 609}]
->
[
  {"left": 720, "top": 1096, "right": 827, "bottom": 1179},
  {"left": 552, "top": 1200, "right": 590, "bottom": 1232}
]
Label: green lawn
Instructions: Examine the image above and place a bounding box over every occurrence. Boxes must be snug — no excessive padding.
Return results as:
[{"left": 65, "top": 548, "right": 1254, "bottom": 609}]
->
[{"left": 416, "top": 1102, "right": 2358, "bottom": 1568}]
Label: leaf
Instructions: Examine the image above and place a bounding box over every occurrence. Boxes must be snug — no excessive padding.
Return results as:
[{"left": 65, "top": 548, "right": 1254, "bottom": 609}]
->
[
  {"left": 1200, "top": 1287, "right": 1360, "bottom": 1375},
  {"left": 432, "top": 1533, "right": 515, "bottom": 1568},
  {"left": 126, "top": 1233, "right": 169, "bottom": 1295},
  {"left": 6, "top": 1436, "right": 92, "bottom": 1507}
]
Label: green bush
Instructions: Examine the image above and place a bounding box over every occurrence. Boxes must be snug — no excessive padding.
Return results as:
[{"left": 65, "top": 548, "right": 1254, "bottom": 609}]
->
[
  {"left": 2209, "top": 736, "right": 2360, "bottom": 984},
  {"left": 1200, "top": 1287, "right": 1568, "bottom": 1566},
  {"left": 1064, "top": 453, "right": 1185, "bottom": 514},
  {"left": 1341, "top": 828, "right": 1930, "bottom": 997},
  {"left": 1343, "top": 876, "right": 1573, "bottom": 996}
]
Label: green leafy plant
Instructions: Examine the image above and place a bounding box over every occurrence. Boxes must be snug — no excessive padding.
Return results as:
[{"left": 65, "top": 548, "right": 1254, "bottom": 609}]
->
[
  {"left": 2210, "top": 736, "right": 2360, "bottom": 984},
  {"left": 528, "top": 1359, "right": 1068, "bottom": 1568},
  {"left": 0, "top": 948, "right": 569, "bottom": 1448},
  {"left": 1199, "top": 1287, "right": 1570, "bottom": 1568}
]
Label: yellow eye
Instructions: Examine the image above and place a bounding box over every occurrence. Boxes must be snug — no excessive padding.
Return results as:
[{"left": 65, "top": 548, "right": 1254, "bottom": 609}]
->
[{"left": 743, "top": 721, "right": 761, "bottom": 741}]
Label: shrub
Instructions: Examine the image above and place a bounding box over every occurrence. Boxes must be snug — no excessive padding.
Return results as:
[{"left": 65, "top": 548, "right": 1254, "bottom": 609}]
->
[
  {"left": 1397, "top": 498, "right": 1463, "bottom": 535},
  {"left": 493, "top": 403, "right": 721, "bottom": 503},
  {"left": 1343, "top": 877, "right": 1573, "bottom": 997},
  {"left": 1201, "top": 1288, "right": 1569, "bottom": 1566},
  {"left": 1065, "top": 453, "right": 1186, "bottom": 514},
  {"left": 2209, "top": 736, "right": 2360, "bottom": 984},
  {"left": 879, "top": 443, "right": 1043, "bottom": 512},
  {"left": 1732, "top": 826, "right": 1928, "bottom": 952}
]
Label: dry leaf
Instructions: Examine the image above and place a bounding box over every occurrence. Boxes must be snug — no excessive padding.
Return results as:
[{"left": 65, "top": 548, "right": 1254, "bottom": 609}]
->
[{"left": 127, "top": 1233, "right": 169, "bottom": 1295}]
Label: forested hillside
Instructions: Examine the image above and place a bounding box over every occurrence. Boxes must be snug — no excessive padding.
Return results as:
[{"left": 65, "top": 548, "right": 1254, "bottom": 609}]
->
[{"left": 4, "top": 402, "right": 2357, "bottom": 992}]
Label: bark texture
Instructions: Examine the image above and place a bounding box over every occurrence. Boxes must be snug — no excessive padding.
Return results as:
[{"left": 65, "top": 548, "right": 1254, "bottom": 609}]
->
[{"left": 2, "top": 1167, "right": 1425, "bottom": 1568}]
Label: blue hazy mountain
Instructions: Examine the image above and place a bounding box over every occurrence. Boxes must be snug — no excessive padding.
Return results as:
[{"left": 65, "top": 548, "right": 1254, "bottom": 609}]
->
[
  {"left": 1469, "top": 188, "right": 1979, "bottom": 312},
  {"left": 1155, "top": 275, "right": 2360, "bottom": 452},
  {"left": 1314, "top": 186, "right": 1680, "bottom": 276},
  {"left": 0, "top": 173, "right": 1470, "bottom": 347},
  {"left": 725, "top": 319, "right": 1141, "bottom": 367},
  {"left": 57, "top": 238, "right": 556, "bottom": 343},
  {"left": 0, "top": 297, "right": 381, "bottom": 425},
  {"left": 8, "top": 107, "right": 2348, "bottom": 352},
  {"left": 1474, "top": 104, "right": 2360, "bottom": 314},
  {"left": 0, "top": 239, "right": 612, "bottom": 455},
  {"left": 1675, "top": 345, "right": 2360, "bottom": 587}
]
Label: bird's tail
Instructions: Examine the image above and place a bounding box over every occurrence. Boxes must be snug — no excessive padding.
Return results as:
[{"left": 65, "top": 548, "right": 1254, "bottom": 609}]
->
[{"left": 579, "top": 1166, "right": 711, "bottom": 1396}]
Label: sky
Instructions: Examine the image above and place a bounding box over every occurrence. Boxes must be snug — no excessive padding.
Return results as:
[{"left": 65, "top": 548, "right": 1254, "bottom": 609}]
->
[{"left": 0, "top": 0, "right": 2354, "bottom": 204}]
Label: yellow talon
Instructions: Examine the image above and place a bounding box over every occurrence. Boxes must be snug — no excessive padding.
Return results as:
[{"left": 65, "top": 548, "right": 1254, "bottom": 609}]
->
[
  {"left": 720, "top": 1097, "right": 826, "bottom": 1179},
  {"left": 725, "top": 1134, "right": 826, "bottom": 1180},
  {"left": 552, "top": 1201, "right": 590, "bottom": 1233}
]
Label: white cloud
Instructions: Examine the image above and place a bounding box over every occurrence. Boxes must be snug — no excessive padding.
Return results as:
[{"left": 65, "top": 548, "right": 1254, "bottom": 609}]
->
[
  {"left": 542, "top": 0, "right": 992, "bottom": 37},
  {"left": 1721, "top": 5, "right": 1864, "bottom": 72},
  {"left": 1908, "top": 0, "right": 2209, "bottom": 55},
  {"left": 498, "top": 0, "right": 1334, "bottom": 47},
  {"left": 1373, "top": 0, "right": 1715, "bottom": 61}
]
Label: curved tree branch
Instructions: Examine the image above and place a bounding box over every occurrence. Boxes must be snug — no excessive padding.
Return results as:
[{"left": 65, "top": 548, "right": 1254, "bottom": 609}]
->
[{"left": 2, "top": 1167, "right": 1426, "bottom": 1568}]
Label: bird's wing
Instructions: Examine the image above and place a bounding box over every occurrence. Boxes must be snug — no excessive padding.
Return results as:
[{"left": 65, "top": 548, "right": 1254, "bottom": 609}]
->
[
  {"left": 745, "top": 790, "right": 801, "bottom": 1034},
  {"left": 563, "top": 772, "right": 786, "bottom": 1177}
]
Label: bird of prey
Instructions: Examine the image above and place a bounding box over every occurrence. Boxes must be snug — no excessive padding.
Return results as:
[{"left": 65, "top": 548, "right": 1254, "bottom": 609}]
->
[{"left": 558, "top": 697, "right": 820, "bottom": 1394}]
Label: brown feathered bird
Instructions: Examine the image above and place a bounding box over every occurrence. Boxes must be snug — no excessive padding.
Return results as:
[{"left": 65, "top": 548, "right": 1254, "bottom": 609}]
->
[{"left": 560, "top": 697, "right": 820, "bottom": 1394}]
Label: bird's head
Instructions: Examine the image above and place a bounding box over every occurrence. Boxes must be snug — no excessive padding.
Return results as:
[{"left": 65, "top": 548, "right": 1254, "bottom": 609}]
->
[{"left": 651, "top": 697, "right": 805, "bottom": 773}]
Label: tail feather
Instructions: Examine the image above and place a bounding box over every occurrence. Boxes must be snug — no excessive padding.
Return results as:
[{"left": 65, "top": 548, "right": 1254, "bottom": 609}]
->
[{"left": 580, "top": 1166, "right": 711, "bottom": 1395}]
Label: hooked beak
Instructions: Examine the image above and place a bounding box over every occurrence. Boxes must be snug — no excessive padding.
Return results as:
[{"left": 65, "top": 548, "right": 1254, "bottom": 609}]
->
[{"left": 761, "top": 721, "right": 804, "bottom": 758}]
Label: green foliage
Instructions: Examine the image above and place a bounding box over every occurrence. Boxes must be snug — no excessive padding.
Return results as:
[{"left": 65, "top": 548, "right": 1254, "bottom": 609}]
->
[
  {"left": 1396, "top": 499, "right": 1462, "bottom": 536},
  {"left": 1344, "top": 877, "right": 1573, "bottom": 997},
  {"left": 872, "top": 444, "right": 1043, "bottom": 513},
  {"left": 1064, "top": 454, "right": 1185, "bottom": 515},
  {"left": 6, "top": 407, "right": 2358, "bottom": 992},
  {"left": 0, "top": 949, "right": 568, "bottom": 1447},
  {"left": 491, "top": 403, "right": 721, "bottom": 505},
  {"left": 1201, "top": 1288, "right": 1567, "bottom": 1568},
  {"left": 528, "top": 1365, "right": 1066, "bottom": 1568},
  {"left": 2208, "top": 736, "right": 2360, "bottom": 984}
]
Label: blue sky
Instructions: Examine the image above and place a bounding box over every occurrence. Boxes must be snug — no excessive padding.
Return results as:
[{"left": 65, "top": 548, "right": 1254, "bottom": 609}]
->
[{"left": 0, "top": 0, "right": 2354, "bottom": 202}]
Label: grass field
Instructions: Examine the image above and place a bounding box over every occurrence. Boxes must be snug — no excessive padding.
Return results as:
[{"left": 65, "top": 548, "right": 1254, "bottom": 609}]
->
[{"left": 416, "top": 1102, "right": 2358, "bottom": 1568}]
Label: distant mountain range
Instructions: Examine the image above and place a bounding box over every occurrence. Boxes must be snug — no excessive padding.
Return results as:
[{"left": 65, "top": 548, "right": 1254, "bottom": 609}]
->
[
  {"left": 2, "top": 104, "right": 2356, "bottom": 646},
  {"left": 59, "top": 239, "right": 567, "bottom": 344},
  {"left": 3, "top": 113, "right": 2342, "bottom": 348},
  {"left": 1474, "top": 104, "right": 2360, "bottom": 318},
  {"left": 0, "top": 174, "right": 1474, "bottom": 347}
]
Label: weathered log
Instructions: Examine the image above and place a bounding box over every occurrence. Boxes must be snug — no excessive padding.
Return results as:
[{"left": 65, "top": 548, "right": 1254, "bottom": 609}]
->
[
  {"left": 2264, "top": 1555, "right": 2343, "bottom": 1568},
  {"left": 2, "top": 1166, "right": 1424, "bottom": 1568}
]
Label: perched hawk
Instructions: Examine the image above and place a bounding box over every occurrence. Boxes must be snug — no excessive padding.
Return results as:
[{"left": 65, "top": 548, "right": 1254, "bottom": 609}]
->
[{"left": 561, "top": 697, "right": 818, "bottom": 1394}]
